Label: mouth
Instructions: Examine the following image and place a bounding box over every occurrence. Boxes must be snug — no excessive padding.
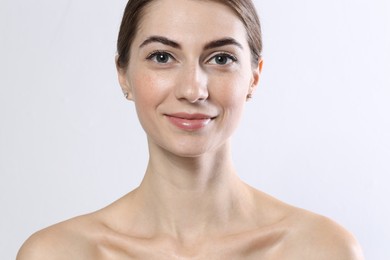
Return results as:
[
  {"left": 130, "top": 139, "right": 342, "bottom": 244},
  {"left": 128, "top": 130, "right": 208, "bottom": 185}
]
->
[
  {"left": 165, "top": 113, "right": 216, "bottom": 131},
  {"left": 168, "top": 113, "right": 215, "bottom": 120}
]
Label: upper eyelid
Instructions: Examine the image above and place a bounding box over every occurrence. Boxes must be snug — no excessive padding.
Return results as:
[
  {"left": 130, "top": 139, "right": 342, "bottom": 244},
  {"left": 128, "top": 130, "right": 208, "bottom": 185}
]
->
[
  {"left": 211, "top": 52, "right": 237, "bottom": 59},
  {"left": 146, "top": 50, "right": 175, "bottom": 59},
  {"left": 145, "top": 50, "right": 238, "bottom": 63},
  {"left": 206, "top": 52, "right": 238, "bottom": 63}
]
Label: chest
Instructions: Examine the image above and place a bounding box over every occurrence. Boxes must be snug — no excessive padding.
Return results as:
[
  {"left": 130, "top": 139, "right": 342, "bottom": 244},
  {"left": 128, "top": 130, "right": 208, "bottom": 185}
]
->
[{"left": 91, "top": 232, "right": 285, "bottom": 260}]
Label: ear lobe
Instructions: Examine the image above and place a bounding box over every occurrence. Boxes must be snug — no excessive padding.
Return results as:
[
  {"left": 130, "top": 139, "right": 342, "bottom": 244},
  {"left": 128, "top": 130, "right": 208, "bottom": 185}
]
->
[{"left": 115, "top": 56, "right": 133, "bottom": 101}]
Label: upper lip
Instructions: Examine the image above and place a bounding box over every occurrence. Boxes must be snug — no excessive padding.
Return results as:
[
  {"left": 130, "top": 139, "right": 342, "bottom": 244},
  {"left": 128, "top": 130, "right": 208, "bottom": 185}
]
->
[{"left": 166, "top": 113, "right": 215, "bottom": 120}]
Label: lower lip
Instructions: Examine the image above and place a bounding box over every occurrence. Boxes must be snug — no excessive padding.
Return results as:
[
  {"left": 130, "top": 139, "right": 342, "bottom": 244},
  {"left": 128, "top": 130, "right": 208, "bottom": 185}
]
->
[{"left": 166, "top": 116, "right": 212, "bottom": 131}]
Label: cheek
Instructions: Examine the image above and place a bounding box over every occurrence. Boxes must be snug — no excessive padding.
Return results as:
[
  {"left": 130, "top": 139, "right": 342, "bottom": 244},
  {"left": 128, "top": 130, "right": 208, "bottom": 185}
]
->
[
  {"left": 210, "top": 74, "right": 250, "bottom": 134},
  {"left": 129, "top": 71, "right": 163, "bottom": 133},
  {"left": 130, "top": 70, "right": 171, "bottom": 107},
  {"left": 210, "top": 74, "right": 249, "bottom": 107}
]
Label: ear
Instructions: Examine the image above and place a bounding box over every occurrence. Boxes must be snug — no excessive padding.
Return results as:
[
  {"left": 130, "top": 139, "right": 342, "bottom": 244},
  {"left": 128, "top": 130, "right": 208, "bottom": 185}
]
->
[
  {"left": 115, "top": 55, "right": 133, "bottom": 101},
  {"left": 248, "top": 58, "right": 263, "bottom": 96}
]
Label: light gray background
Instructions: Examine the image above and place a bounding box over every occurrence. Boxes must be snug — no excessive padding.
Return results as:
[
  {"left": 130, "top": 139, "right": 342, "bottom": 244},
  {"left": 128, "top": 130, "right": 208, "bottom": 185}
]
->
[{"left": 1, "top": 0, "right": 389, "bottom": 259}]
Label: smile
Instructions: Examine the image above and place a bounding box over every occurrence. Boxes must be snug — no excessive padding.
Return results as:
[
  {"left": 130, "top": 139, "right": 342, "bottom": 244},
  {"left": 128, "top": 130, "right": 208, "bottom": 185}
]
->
[{"left": 165, "top": 113, "right": 215, "bottom": 131}]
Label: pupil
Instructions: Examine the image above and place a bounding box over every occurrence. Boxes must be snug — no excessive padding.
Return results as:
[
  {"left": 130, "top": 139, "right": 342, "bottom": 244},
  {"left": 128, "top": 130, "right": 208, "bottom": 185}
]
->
[
  {"left": 216, "top": 56, "right": 227, "bottom": 64},
  {"left": 157, "top": 54, "right": 168, "bottom": 63}
]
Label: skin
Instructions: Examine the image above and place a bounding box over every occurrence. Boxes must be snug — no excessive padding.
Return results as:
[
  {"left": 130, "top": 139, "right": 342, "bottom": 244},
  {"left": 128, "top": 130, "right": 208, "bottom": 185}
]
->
[{"left": 17, "top": 0, "right": 364, "bottom": 259}]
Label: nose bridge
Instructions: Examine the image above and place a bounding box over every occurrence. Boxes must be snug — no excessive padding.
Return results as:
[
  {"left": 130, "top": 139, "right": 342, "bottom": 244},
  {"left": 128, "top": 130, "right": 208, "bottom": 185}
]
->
[{"left": 175, "top": 61, "right": 208, "bottom": 103}]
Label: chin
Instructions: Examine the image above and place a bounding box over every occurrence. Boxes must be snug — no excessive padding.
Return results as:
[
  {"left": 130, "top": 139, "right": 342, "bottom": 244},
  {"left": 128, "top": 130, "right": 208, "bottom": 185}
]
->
[
  {"left": 167, "top": 138, "right": 231, "bottom": 160},
  {"left": 147, "top": 130, "right": 229, "bottom": 159},
  {"left": 166, "top": 144, "right": 213, "bottom": 158}
]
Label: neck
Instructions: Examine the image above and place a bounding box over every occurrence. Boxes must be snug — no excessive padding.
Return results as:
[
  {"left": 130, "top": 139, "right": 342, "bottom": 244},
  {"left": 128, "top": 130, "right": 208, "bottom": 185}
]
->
[{"left": 134, "top": 141, "right": 254, "bottom": 242}]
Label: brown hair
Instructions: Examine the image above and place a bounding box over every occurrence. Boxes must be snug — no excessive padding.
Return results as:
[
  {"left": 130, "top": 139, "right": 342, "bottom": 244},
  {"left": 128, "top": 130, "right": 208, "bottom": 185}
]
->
[{"left": 116, "top": 0, "right": 262, "bottom": 69}]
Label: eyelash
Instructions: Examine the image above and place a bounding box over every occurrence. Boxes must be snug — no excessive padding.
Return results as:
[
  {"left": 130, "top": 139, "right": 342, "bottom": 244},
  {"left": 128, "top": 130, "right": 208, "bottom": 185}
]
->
[
  {"left": 208, "top": 52, "right": 238, "bottom": 64},
  {"left": 146, "top": 50, "right": 175, "bottom": 63},
  {"left": 146, "top": 51, "right": 238, "bottom": 65}
]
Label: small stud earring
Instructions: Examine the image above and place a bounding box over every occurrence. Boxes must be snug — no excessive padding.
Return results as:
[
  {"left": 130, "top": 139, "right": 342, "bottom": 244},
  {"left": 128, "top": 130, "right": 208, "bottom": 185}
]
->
[
  {"left": 124, "top": 93, "right": 129, "bottom": 99},
  {"left": 246, "top": 93, "right": 253, "bottom": 100}
]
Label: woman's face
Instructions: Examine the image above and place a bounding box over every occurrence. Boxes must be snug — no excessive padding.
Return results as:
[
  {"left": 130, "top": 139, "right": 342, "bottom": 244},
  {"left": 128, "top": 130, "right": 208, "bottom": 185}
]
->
[{"left": 118, "top": 0, "right": 262, "bottom": 157}]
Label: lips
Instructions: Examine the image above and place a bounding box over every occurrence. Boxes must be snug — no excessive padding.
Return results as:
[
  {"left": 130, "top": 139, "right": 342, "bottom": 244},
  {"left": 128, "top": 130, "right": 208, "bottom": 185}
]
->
[{"left": 165, "top": 113, "right": 215, "bottom": 131}]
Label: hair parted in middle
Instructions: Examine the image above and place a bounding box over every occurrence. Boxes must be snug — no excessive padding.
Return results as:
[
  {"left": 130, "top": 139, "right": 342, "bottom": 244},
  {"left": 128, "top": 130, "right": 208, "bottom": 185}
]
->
[{"left": 116, "top": 0, "right": 262, "bottom": 69}]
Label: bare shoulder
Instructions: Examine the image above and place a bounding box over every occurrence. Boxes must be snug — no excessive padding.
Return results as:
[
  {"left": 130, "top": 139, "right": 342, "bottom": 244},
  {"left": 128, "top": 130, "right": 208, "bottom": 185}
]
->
[
  {"left": 283, "top": 208, "right": 365, "bottom": 260},
  {"left": 17, "top": 192, "right": 143, "bottom": 260},
  {"left": 248, "top": 188, "right": 364, "bottom": 259},
  {"left": 16, "top": 214, "right": 100, "bottom": 260}
]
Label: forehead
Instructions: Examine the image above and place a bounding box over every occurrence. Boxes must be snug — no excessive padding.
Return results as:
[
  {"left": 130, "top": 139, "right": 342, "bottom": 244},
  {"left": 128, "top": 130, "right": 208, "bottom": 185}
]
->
[{"left": 134, "top": 0, "right": 248, "bottom": 48}]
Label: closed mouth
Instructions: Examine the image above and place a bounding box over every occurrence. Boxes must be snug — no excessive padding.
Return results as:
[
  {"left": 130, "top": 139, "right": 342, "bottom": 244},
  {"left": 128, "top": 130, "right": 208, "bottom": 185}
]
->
[
  {"left": 164, "top": 113, "right": 216, "bottom": 130},
  {"left": 166, "top": 113, "right": 216, "bottom": 120}
]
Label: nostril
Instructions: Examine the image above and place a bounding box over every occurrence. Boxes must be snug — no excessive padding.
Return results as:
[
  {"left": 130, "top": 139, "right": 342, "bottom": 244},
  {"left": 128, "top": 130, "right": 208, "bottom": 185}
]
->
[
  {"left": 174, "top": 65, "right": 209, "bottom": 102},
  {"left": 185, "top": 87, "right": 209, "bottom": 103}
]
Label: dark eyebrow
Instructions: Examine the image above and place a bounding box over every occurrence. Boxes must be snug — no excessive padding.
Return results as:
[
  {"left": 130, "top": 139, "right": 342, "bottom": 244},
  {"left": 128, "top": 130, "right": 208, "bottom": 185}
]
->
[
  {"left": 139, "top": 36, "right": 181, "bottom": 49},
  {"left": 139, "top": 36, "right": 243, "bottom": 51},
  {"left": 203, "top": 37, "right": 243, "bottom": 50}
]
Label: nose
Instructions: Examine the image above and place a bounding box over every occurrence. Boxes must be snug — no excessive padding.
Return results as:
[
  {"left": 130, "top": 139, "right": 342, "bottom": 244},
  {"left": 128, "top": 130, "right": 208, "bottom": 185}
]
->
[{"left": 174, "top": 63, "right": 209, "bottom": 103}]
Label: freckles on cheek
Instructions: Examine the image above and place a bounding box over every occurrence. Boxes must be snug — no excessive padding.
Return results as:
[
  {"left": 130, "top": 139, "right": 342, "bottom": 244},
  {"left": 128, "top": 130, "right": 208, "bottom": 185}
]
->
[{"left": 132, "top": 73, "right": 161, "bottom": 105}]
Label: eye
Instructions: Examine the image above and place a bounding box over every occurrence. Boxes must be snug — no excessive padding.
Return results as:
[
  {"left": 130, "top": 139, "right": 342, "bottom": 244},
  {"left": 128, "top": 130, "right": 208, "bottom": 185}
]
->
[
  {"left": 208, "top": 53, "right": 237, "bottom": 65},
  {"left": 147, "top": 51, "right": 174, "bottom": 64}
]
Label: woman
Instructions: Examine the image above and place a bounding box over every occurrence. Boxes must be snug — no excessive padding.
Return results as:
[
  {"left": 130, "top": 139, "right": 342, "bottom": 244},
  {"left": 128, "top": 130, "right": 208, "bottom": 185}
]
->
[{"left": 17, "top": 0, "right": 364, "bottom": 259}]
